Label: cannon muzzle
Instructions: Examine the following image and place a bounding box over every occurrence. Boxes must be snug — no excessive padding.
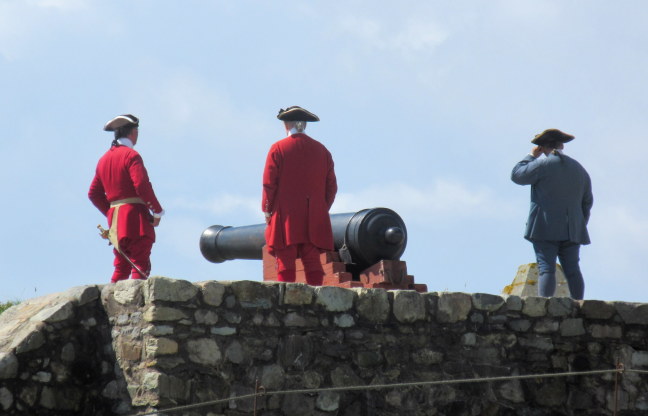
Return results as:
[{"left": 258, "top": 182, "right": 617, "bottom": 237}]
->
[{"left": 200, "top": 208, "right": 407, "bottom": 270}]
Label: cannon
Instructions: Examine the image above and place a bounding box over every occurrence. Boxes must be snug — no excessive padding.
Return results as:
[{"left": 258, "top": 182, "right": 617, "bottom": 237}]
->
[
  {"left": 200, "top": 208, "right": 426, "bottom": 291},
  {"left": 200, "top": 208, "right": 406, "bottom": 268}
]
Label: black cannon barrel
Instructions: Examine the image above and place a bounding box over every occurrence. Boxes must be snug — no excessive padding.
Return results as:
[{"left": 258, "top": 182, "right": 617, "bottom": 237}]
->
[{"left": 200, "top": 207, "right": 407, "bottom": 269}]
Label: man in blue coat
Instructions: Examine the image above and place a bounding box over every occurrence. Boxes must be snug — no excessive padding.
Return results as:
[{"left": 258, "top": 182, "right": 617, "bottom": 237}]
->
[{"left": 511, "top": 129, "right": 593, "bottom": 299}]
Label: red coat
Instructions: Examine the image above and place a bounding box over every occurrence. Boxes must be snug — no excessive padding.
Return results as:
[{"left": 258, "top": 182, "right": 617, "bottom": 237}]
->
[
  {"left": 262, "top": 133, "right": 337, "bottom": 253},
  {"left": 88, "top": 145, "right": 163, "bottom": 242}
]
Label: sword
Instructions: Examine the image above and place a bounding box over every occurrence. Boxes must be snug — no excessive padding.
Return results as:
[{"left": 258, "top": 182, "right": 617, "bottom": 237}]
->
[{"left": 97, "top": 224, "right": 149, "bottom": 279}]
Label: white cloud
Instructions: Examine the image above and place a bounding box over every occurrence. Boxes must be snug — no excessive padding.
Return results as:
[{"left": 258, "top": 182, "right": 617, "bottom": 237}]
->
[
  {"left": 335, "top": 15, "right": 448, "bottom": 56},
  {"left": 332, "top": 179, "right": 516, "bottom": 224}
]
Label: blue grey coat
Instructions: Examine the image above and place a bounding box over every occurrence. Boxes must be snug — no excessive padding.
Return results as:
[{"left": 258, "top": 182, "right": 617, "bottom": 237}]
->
[{"left": 511, "top": 152, "right": 593, "bottom": 245}]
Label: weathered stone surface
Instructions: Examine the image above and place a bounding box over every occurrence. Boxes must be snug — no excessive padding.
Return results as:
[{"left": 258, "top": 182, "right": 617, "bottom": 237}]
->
[
  {"left": 0, "top": 387, "right": 12, "bottom": 411},
  {"left": 354, "top": 288, "right": 390, "bottom": 322},
  {"left": 522, "top": 297, "right": 547, "bottom": 317},
  {"left": 632, "top": 351, "right": 648, "bottom": 368},
  {"left": 145, "top": 337, "right": 178, "bottom": 357},
  {"left": 507, "top": 319, "right": 531, "bottom": 332},
  {"left": 143, "top": 306, "right": 188, "bottom": 322},
  {"left": 198, "top": 281, "right": 226, "bottom": 306},
  {"left": 518, "top": 335, "right": 553, "bottom": 351},
  {"left": 412, "top": 349, "right": 443, "bottom": 365},
  {"left": 231, "top": 281, "right": 275, "bottom": 309},
  {"left": 282, "top": 393, "right": 315, "bottom": 416},
  {"left": 334, "top": 314, "right": 355, "bottom": 328},
  {"left": 534, "top": 379, "right": 566, "bottom": 407},
  {"left": 561, "top": 318, "right": 586, "bottom": 336},
  {"left": 284, "top": 283, "right": 314, "bottom": 305},
  {"left": 580, "top": 300, "right": 616, "bottom": 319},
  {"left": 112, "top": 279, "right": 144, "bottom": 305},
  {"left": 393, "top": 290, "right": 426, "bottom": 323},
  {"left": 316, "top": 391, "right": 340, "bottom": 412},
  {"left": 462, "top": 332, "right": 477, "bottom": 346},
  {"left": 533, "top": 319, "right": 559, "bottom": 333},
  {"left": 497, "top": 380, "right": 525, "bottom": 403},
  {"left": 211, "top": 326, "right": 236, "bottom": 336},
  {"left": 225, "top": 340, "right": 246, "bottom": 364},
  {"left": 548, "top": 297, "right": 573, "bottom": 317},
  {"left": 261, "top": 364, "right": 285, "bottom": 390},
  {"left": 187, "top": 338, "right": 221, "bottom": 365},
  {"left": 590, "top": 324, "right": 622, "bottom": 338},
  {"left": 504, "top": 295, "right": 523, "bottom": 311},
  {"left": 472, "top": 293, "right": 505, "bottom": 312},
  {"left": 437, "top": 293, "right": 471, "bottom": 323},
  {"left": 30, "top": 301, "right": 74, "bottom": 323},
  {"left": 145, "top": 277, "right": 199, "bottom": 303},
  {"left": 615, "top": 302, "right": 648, "bottom": 325},
  {"left": 13, "top": 327, "right": 45, "bottom": 354},
  {"left": 331, "top": 365, "right": 364, "bottom": 387},
  {"left": 194, "top": 310, "right": 219, "bottom": 325},
  {"left": 316, "top": 286, "right": 355, "bottom": 312},
  {"left": 0, "top": 352, "right": 18, "bottom": 379}
]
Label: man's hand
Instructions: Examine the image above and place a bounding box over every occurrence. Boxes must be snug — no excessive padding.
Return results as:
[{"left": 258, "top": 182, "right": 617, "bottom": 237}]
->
[
  {"left": 152, "top": 217, "right": 161, "bottom": 227},
  {"left": 531, "top": 146, "right": 544, "bottom": 158}
]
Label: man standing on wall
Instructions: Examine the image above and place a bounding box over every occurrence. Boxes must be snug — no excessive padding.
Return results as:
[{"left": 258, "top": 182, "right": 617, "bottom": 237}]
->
[
  {"left": 89, "top": 114, "right": 164, "bottom": 283},
  {"left": 511, "top": 128, "right": 593, "bottom": 300},
  {"left": 262, "top": 106, "right": 338, "bottom": 286}
]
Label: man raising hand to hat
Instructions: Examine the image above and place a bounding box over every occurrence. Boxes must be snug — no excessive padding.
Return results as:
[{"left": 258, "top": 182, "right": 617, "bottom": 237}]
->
[
  {"left": 262, "top": 106, "right": 337, "bottom": 286},
  {"left": 511, "top": 128, "right": 593, "bottom": 300},
  {"left": 89, "top": 114, "right": 164, "bottom": 283}
]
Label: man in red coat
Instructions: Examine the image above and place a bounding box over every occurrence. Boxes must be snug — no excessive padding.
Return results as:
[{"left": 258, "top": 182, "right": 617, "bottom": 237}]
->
[
  {"left": 262, "top": 106, "right": 337, "bottom": 286},
  {"left": 88, "top": 114, "right": 164, "bottom": 283}
]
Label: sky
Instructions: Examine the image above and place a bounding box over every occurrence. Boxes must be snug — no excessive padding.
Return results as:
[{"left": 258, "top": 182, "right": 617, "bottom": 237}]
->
[{"left": 1, "top": 0, "right": 648, "bottom": 303}]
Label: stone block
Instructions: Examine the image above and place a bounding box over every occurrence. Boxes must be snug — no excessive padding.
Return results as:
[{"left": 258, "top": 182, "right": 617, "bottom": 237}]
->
[
  {"left": 316, "top": 391, "right": 340, "bottom": 412},
  {"left": 13, "top": 327, "right": 45, "bottom": 354},
  {"left": 503, "top": 263, "right": 570, "bottom": 297},
  {"left": 560, "top": 318, "right": 586, "bottom": 336},
  {"left": 0, "top": 387, "right": 12, "bottom": 411},
  {"left": 548, "top": 297, "right": 574, "bottom": 317},
  {"left": 580, "top": 300, "right": 616, "bottom": 319},
  {"left": 412, "top": 348, "right": 443, "bottom": 365},
  {"left": 225, "top": 340, "right": 246, "bottom": 364},
  {"left": 316, "top": 286, "right": 356, "bottom": 312},
  {"left": 615, "top": 302, "right": 648, "bottom": 325},
  {"left": 198, "top": 281, "right": 227, "bottom": 306},
  {"left": 472, "top": 293, "right": 505, "bottom": 312},
  {"left": 631, "top": 351, "right": 648, "bottom": 368},
  {"left": 145, "top": 277, "right": 199, "bottom": 303},
  {"left": 437, "top": 293, "right": 471, "bottom": 323},
  {"left": 393, "top": 290, "right": 426, "bottom": 323},
  {"left": 261, "top": 364, "right": 285, "bottom": 390},
  {"left": 0, "top": 352, "right": 18, "bottom": 379},
  {"left": 590, "top": 324, "right": 623, "bottom": 339},
  {"left": 145, "top": 337, "right": 179, "bottom": 357},
  {"left": 522, "top": 297, "right": 547, "bottom": 317},
  {"left": 284, "top": 283, "right": 314, "bottom": 305},
  {"left": 143, "top": 306, "right": 188, "bottom": 322},
  {"left": 194, "top": 310, "right": 219, "bottom": 325},
  {"left": 281, "top": 393, "right": 315, "bottom": 416},
  {"left": 533, "top": 319, "right": 559, "bottom": 333},
  {"left": 507, "top": 319, "right": 531, "bottom": 332},
  {"left": 497, "top": 380, "right": 525, "bottom": 403},
  {"left": 112, "top": 279, "right": 144, "bottom": 305},
  {"left": 334, "top": 314, "right": 355, "bottom": 328},
  {"left": 187, "top": 338, "right": 222, "bottom": 365},
  {"left": 504, "top": 295, "right": 523, "bottom": 311},
  {"left": 30, "top": 301, "right": 75, "bottom": 323},
  {"left": 354, "top": 288, "right": 390, "bottom": 322},
  {"left": 231, "top": 280, "right": 275, "bottom": 309}
]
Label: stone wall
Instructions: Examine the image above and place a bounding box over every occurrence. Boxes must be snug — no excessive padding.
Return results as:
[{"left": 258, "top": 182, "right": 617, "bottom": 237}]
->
[{"left": 2, "top": 277, "right": 648, "bottom": 415}]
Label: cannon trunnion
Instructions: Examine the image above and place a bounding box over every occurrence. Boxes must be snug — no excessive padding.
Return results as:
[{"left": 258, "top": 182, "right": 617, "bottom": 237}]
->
[{"left": 200, "top": 208, "right": 426, "bottom": 292}]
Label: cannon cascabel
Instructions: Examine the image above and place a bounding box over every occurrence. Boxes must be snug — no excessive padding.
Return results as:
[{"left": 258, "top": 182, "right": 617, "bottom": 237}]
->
[{"left": 199, "top": 208, "right": 407, "bottom": 270}]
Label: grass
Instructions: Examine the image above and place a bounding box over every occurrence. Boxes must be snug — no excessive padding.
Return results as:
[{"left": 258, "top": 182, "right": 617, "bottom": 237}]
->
[{"left": 0, "top": 300, "right": 20, "bottom": 315}]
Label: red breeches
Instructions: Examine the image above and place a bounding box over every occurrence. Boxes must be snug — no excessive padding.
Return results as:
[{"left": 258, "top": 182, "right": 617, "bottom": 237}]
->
[
  {"left": 274, "top": 243, "right": 324, "bottom": 286},
  {"left": 111, "top": 236, "right": 153, "bottom": 283}
]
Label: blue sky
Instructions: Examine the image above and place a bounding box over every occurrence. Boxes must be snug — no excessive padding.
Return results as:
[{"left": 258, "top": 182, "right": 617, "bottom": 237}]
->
[{"left": 1, "top": 0, "right": 647, "bottom": 303}]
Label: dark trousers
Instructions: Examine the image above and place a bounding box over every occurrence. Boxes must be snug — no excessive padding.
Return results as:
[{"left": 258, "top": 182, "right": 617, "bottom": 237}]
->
[
  {"left": 532, "top": 240, "right": 584, "bottom": 300},
  {"left": 274, "top": 243, "right": 324, "bottom": 286}
]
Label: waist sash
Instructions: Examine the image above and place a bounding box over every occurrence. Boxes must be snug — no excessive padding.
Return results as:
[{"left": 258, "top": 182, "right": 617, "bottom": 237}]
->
[{"left": 108, "top": 197, "right": 145, "bottom": 249}]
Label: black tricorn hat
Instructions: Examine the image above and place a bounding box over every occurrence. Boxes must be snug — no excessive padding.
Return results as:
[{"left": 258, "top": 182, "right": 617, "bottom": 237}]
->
[
  {"left": 104, "top": 114, "right": 139, "bottom": 132},
  {"left": 531, "top": 128, "right": 575, "bottom": 145},
  {"left": 277, "top": 106, "right": 319, "bottom": 122}
]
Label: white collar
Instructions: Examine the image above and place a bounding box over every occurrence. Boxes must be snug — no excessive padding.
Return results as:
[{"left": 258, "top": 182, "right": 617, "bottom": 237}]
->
[{"left": 116, "top": 138, "right": 134, "bottom": 148}]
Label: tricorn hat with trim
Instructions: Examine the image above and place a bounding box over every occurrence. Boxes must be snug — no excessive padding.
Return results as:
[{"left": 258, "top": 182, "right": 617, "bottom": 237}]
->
[
  {"left": 531, "top": 128, "right": 574, "bottom": 145},
  {"left": 277, "top": 106, "right": 319, "bottom": 122},
  {"left": 104, "top": 114, "right": 139, "bottom": 132}
]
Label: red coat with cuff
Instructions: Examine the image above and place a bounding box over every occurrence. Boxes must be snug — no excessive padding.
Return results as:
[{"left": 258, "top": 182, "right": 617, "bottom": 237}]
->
[
  {"left": 262, "top": 133, "right": 337, "bottom": 254},
  {"left": 88, "top": 145, "right": 163, "bottom": 242}
]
